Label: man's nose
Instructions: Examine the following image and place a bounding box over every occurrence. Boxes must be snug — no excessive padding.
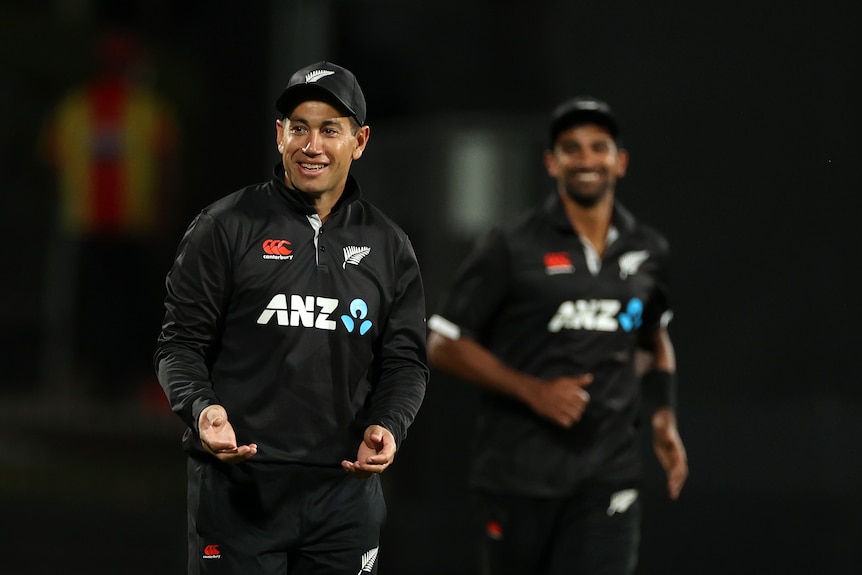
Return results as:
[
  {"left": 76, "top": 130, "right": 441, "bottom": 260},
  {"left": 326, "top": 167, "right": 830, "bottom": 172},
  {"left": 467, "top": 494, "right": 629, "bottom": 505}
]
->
[{"left": 302, "top": 133, "right": 322, "bottom": 154}]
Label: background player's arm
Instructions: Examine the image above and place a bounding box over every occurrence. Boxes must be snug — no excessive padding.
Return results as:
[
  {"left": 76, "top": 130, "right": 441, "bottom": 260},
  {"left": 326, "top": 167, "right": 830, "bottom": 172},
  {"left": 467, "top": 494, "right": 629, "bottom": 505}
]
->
[
  {"left": 640, "top": 327, "right": 688, "bottom": 500},
  {"left": 427, "top": 330, "right": 592, "bottom": 428}
]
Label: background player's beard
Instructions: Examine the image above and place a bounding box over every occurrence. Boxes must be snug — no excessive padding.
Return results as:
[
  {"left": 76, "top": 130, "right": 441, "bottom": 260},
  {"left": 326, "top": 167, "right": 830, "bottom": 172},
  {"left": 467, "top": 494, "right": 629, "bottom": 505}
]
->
[{"left": 563, "top": 182, "right": 611, "bottom": 207}]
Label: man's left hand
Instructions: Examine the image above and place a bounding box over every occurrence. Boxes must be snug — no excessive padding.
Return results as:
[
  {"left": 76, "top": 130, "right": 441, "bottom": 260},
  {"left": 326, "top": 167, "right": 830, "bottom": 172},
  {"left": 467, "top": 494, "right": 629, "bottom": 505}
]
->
[
  {"left": 341, "top": 425, "right": 397, "bottom": 478},
  {"left": 652, "top": 407, "right": 688, "bottom": 500}
]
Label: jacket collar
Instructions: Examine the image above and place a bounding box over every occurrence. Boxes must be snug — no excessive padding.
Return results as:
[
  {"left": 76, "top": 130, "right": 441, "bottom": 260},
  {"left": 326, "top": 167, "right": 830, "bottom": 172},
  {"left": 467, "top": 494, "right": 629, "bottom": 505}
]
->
[
  {"left": 542, "top": 191, "right": 637, "bottom": 235},
  {"left": 271, "top": 162, "right": 362, "bottom": 216}
]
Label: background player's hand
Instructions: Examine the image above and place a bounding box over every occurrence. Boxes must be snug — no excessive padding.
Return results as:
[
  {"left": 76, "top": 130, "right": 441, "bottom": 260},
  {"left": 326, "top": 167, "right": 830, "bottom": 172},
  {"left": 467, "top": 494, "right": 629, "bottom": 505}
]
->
[
  {"left": 342, "top": 425, "right": 397, "bottom": 478},
  {"left": 652, "top": 407, "right": 688, "bottom": 500},
  {"left": 198, "top": 405, "right": 257, "bottom": 464},
  {"left": 529, "top": 374, "right": 593, "bottom": 428}
]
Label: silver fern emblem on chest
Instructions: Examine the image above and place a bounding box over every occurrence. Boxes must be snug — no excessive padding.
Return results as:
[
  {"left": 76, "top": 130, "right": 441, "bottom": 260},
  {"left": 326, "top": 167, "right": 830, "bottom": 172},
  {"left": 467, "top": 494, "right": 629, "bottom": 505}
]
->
[
  {"left": 357, "top": 546, "right": 379, "bottom": 574},
  {"left": 618, "top": 250, "right": 649, "bottom": 279},
  {"left": 343, "top": 245, "right": 371, "bottom": 269}
]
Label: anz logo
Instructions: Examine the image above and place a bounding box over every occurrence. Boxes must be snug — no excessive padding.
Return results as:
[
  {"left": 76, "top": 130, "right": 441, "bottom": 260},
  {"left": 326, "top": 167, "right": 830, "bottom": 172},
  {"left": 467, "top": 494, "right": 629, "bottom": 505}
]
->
[
  {"left": 341, "top": 299, "right": 373, "bottom": 335},
  {"left": 256, "top": 294, "right": 373, "bottom": 335},
  {"left": 548, "top": 298, "right": 643, "bottom": 333}
]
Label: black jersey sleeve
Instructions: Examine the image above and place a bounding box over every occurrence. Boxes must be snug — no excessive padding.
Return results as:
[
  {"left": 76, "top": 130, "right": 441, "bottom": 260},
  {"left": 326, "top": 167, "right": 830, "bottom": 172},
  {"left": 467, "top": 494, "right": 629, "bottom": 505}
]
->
[
  {"left": 433, "top": 227, "right": 511, "bottom": 344},
  {"left": 640, "top": 231, "right": 672, "bottom": 334},
  {"left": 154, "top": 210, "right": 230, "bottom": 434},
  {"left": 366, "top": 234, "right": 429, "bottom": 448}
]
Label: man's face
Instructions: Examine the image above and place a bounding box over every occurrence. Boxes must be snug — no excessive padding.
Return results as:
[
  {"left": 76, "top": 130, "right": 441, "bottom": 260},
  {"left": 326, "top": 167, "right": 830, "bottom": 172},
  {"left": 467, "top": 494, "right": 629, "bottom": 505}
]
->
[
  {"left": 275, "top": 100, "right": 369, "bottom": 197},
  {"left": 544, "top": 123, "right": 628, "bottom": 207}
]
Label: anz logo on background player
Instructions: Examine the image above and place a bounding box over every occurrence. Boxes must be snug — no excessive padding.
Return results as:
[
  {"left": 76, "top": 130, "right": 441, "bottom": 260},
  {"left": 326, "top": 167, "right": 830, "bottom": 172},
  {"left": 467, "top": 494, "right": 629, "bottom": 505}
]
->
[
  {"left": 547, "top": 298, "right": 643, "bottom": 333},
  {"left": 256, "top": 294, "right": 373, "bottom": 335}
]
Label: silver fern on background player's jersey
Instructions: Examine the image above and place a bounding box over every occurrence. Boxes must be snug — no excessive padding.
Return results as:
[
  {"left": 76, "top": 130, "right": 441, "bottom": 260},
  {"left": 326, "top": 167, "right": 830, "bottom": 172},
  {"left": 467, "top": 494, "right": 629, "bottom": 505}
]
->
[
  {"left": 343, "top": 246, "right": 371, "bottom": 268},
  {"left": 618, "top": 250, "right": 649, "bottom": 279}
]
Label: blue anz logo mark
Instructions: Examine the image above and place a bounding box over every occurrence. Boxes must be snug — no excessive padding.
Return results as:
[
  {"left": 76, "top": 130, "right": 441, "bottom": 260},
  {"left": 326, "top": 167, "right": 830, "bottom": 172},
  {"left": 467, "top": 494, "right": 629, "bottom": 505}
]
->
[
  {"left": 340, "top": 298, "right": 373, "bottom": 335},
  {"left": 617, "top": 298, "right": 643, "bottom": 332}
]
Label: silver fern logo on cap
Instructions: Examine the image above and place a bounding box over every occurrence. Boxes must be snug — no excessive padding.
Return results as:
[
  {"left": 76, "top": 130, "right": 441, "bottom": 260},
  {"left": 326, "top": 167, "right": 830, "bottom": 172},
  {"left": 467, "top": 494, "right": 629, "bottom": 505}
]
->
[{"left": 305, "top": 69, "right": 336, "bottom": 83}]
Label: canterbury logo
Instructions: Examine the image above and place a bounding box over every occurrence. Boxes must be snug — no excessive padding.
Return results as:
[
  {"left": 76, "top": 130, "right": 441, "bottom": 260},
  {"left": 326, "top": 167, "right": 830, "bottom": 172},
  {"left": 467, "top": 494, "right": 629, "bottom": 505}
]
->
[
  {"left": 486, "top": 520, "right": 504, "bottom": 540},
  {"left": 203, "top": 544, "right": 221, "bottom": 559},
  {"left": 343, "top": 245, "right": 371, "bottom": 269},
  {"left": 618, "top": 250, "right": 649, "bottom": 279},
  {"left": 305, "top": 69, "right": 336, "bottom": 83},
  {"left": 544, "top": 251, "right": 574, "bottom": 275},
  {"left": 357, "top": 546, "right": 379, "bottom": 574},
  {"left": 262, "top": 239, "right": 293, "bottom": 260}
]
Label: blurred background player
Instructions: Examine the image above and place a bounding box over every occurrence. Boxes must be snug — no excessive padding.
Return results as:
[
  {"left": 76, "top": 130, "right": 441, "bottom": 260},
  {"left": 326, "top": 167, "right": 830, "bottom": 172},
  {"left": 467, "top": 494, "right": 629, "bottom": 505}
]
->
[{"left": 427, "top": 96, "right": 688, "bottom": 575}]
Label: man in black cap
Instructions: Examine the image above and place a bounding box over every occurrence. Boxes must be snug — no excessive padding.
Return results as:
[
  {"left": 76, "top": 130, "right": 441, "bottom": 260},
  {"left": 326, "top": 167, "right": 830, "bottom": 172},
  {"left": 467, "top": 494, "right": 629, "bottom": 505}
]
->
[
  {"left": 155, "top": 61, "right": 429, "bottom": 574},
  {"left": 427, "top": 96, "right": 688, "bottom": 575}
]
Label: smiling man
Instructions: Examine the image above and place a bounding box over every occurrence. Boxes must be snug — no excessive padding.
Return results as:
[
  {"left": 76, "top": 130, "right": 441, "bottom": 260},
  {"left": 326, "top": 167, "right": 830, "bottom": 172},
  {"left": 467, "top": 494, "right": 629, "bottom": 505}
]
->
[
  {"left": 427, "top": 96, "right": 688, "bottom": 575},
  {"left": 154, "top": 61, "right": 429, "bottom": 575}
]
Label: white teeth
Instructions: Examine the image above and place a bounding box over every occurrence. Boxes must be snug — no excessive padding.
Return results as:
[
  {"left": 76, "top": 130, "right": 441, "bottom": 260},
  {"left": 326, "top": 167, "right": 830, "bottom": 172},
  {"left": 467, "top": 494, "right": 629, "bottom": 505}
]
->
[
  {"left": 575, "top": 172, "right": 599, "bottom": 181},
  {"left": 300, "top": 163, "right": 324, "bottom": 170}
]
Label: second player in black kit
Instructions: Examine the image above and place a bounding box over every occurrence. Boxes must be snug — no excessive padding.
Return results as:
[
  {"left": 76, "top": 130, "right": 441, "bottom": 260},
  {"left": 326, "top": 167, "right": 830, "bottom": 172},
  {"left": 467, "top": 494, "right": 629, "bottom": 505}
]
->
[
  {"left": 154, "top": 61, "right": 429, "bottom": 575},
  {"left": 427, "top": 97, "right": 688, "bottom": 575}
]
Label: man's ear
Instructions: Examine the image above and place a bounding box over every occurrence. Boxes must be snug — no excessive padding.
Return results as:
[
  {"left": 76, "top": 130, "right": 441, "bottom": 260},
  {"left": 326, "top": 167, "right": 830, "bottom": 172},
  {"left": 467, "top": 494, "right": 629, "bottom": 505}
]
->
[
  {"left": 616, "top": 148, "right": 629, "bottom": 178},
  {"left": 352, "top": 125, "right": 371, "bottom": 160},
  {"left": 275, "top": 119, "right": 285, "bottom": 152}
]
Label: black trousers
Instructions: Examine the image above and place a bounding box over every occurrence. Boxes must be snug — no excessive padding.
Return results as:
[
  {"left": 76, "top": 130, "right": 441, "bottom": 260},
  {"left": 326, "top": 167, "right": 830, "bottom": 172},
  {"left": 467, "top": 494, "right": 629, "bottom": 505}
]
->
[
  {"left": 187, "top": 457, "right": 386, "bottom": 575},
  {"left": 473, "top": 482, "right": 641, "bottom": 575}
]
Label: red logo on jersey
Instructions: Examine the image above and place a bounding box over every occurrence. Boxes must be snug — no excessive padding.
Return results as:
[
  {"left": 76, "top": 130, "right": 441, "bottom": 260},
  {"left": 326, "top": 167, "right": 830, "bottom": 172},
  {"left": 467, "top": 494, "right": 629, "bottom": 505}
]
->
[
  {"left": 203, "top": 544, "right": 221, "bottom": 558},
  {"left": 263, "top": 239, "right": 292, "bottom": 256},
  {"left": 486, "top": 520, "right": 504, "bottom": 540},
  {"left": 544, "top": 252, "right": 573, "bottom": 274}
]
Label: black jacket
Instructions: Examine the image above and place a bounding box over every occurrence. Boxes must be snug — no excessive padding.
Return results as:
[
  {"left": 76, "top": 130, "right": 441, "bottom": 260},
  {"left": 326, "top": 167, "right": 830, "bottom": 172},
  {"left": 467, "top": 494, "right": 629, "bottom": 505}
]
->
[
  {"left": 155, "top": 164, "right": 429, "bottom": 465},
  {"left": 430, "top": 193, "right": 671, "bottom": 495}
]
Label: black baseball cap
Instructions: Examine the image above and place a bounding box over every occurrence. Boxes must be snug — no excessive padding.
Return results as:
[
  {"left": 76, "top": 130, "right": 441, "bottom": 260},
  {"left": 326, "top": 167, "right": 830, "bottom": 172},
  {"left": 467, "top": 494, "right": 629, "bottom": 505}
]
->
[
  {"left": 549, "top": 96, "right": 620, "bottom": 146},
  {"left": 276, "top": 61, "right": 367, "bottom": 125}
]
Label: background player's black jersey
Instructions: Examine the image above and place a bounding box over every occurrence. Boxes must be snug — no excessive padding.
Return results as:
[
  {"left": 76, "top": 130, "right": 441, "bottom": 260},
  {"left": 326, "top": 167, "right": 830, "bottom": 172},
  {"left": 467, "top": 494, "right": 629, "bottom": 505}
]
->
[
  {"left": 431, "top": 192, "right": 671, "bottom": 496},
  {"left": 155, "top": 164, "right": 429, "bottom": 465}
]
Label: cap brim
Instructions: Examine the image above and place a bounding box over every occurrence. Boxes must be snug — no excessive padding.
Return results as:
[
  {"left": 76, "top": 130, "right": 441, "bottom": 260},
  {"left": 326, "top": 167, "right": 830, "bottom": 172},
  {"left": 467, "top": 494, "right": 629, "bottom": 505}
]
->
[
  {"left": 552, "top": 110, "right": 618, "bottom": 140},
  {"left": 276, "top": 84, "right": 356, "bottom": 121}
]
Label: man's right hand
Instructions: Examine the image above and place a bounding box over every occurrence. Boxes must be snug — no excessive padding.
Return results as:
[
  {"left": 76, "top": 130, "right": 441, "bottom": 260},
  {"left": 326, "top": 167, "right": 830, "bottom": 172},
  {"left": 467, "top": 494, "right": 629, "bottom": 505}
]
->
[
  {"left": 529, "top": 374, "right": 593, "bottom": 428},
  {"left": 198, "top": 405, "right": 258, "bottom": 464}
]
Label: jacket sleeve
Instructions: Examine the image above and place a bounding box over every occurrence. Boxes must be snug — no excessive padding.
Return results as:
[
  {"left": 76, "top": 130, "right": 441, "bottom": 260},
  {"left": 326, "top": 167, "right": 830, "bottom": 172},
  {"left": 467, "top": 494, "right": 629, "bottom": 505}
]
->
[
  {"left": 641, "top": 232, "right": 672, "bottom": 335},
  {"left": 430, "top": 226, "right": 511, "bottom": 344},
  {"left": 367, "top": 234, "right": 429, "bottom": 449},
  {"left": 153, "top": 211, "right": 230, "bottom": 434}
]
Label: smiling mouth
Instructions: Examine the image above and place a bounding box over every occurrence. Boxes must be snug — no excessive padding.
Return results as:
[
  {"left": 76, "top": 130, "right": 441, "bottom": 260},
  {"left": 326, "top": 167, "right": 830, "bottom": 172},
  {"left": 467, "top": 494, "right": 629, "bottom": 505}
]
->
[
  {"left": 574, "top": 171, "right": 600, "bottom": 182},
  {"left": 299, "top": 163, "right": 326, "bottom": 171}
]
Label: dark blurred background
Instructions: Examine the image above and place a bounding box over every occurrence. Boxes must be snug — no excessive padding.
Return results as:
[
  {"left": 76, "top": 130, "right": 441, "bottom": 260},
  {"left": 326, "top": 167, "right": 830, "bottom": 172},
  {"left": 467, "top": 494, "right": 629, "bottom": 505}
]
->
[{"left": 1, "top": 1, "right": 860, "bottom": 573}]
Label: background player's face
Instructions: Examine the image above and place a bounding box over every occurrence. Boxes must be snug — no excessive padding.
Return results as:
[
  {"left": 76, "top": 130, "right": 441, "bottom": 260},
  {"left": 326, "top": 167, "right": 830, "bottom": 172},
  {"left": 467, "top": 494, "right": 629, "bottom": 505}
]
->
[
  {"left": 276, "top": 100, "right": 369, "bottom": 197},
  {"left": 544, "top": 123, "right": 628, "bottom": 207}
]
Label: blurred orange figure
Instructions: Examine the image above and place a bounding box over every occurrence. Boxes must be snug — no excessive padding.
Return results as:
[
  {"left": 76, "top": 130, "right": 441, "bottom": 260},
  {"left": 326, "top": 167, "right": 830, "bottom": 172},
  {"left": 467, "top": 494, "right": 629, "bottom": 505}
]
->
[{"left": 41, "top": 29, "right": 179, "bottom": 401}]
